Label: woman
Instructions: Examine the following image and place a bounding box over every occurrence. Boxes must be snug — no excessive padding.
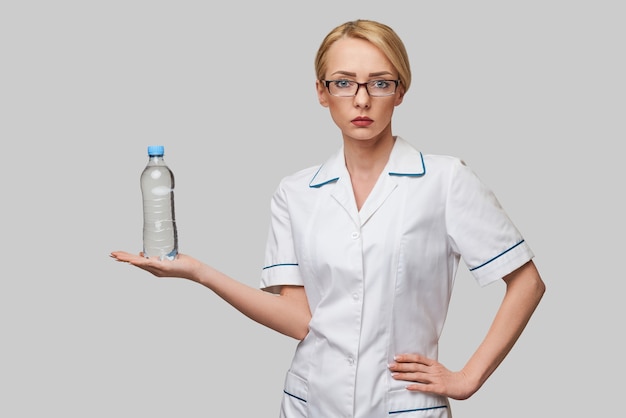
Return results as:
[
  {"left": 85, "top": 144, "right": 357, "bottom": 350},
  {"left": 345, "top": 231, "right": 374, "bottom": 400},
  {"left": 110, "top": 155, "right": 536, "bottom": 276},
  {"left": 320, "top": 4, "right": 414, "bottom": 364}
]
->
[{"left": 111, "top": 19, "right": 545, "bottom": 417}]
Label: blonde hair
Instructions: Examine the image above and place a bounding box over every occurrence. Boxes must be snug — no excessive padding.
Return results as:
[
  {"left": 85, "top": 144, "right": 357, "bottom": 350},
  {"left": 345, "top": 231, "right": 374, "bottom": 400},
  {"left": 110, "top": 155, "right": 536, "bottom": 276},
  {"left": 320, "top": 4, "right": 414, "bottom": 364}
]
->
[{"left": 314, "top": 20, "right": 412, "bottom": 93}]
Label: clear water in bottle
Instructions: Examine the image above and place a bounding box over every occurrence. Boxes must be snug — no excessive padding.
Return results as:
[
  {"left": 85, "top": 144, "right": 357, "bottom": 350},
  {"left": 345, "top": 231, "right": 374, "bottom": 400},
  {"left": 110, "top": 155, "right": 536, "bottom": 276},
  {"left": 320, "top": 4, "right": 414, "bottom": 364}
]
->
[{"left": 141, "top": 145, "right": 178, "bottom": 260}]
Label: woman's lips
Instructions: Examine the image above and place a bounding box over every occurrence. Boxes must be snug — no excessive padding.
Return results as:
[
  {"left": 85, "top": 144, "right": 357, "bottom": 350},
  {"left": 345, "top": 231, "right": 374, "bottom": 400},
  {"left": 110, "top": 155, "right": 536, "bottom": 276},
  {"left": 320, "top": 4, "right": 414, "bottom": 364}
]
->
[{"left": 352, "top": 116, "right": 373, "bottom": 127}]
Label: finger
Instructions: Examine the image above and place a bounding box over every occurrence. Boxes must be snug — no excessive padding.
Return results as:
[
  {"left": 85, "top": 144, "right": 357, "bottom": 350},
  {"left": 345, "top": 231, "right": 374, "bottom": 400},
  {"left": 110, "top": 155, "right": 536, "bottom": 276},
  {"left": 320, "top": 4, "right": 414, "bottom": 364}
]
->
[
  {"left": 394, "top": 353, "right": 433, "bottom": 365},
  {"left": 391, "top": 371, "right": 432, "bottom": 385},
  {"left": 110, "top": 251, "right": 139, "bottom": 259},
  {"left": 405, "top": 382, "right": 434, "bottom": 392},
  {"left": 389, "top": 362, "right": 430, "bottom": 373},
  {"left": 110, "top": 252, "right": 132, "bottom": 262}
]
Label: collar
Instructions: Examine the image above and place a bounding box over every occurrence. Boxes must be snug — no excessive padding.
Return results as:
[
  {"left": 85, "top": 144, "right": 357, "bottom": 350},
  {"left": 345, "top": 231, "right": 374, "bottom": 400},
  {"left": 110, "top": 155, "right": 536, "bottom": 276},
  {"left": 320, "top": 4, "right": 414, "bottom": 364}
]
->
[{"left": 309, "top": 136, "right": 426, "bottom": 188}]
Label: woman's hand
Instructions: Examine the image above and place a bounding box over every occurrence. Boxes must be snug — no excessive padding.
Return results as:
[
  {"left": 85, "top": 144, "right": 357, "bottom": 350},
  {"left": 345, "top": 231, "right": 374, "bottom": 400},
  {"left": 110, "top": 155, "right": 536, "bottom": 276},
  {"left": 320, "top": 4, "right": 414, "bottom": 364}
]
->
[
  {"left": 388, "top": 353, "right": 477, "bottom": 400},
  {"left": 109, "top": 251, "right": 201, "bottom": 281}
]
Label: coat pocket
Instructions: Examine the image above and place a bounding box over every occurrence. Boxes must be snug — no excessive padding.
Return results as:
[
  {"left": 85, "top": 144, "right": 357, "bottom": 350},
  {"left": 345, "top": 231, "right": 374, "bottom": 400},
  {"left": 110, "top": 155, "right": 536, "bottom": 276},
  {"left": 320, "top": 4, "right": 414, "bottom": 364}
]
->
[
  {"left": 280, "top": 371, "right": 308, "bottom": 418},
  {"left": 387, "top": 388, "right": 450, "bottom": 417}
]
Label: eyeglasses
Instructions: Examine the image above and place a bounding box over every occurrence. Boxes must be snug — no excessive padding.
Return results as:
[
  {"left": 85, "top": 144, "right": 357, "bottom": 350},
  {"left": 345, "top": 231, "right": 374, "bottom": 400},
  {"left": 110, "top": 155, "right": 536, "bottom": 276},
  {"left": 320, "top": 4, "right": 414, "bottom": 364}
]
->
[{"left": 322, "top": 79, "right": 400, "bottom": 97}]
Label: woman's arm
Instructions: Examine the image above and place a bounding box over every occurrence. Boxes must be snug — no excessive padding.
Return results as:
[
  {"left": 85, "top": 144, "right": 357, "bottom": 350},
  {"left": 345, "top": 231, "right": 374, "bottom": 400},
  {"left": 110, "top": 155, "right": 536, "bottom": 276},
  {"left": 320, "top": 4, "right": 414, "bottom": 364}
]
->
[
  {"left": 390, "top": 260, "right": 546, "bottom": 399},
  {"left": 110, "top": 251, "right": 311, "bottom": 340}
]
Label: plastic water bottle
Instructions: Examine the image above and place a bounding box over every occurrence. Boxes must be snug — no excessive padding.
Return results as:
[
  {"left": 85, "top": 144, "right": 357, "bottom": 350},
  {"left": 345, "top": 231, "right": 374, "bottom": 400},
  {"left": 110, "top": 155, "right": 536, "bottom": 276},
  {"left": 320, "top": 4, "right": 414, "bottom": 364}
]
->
[{"left": 140, "top": 145, "right": 178, "bottom": 260}]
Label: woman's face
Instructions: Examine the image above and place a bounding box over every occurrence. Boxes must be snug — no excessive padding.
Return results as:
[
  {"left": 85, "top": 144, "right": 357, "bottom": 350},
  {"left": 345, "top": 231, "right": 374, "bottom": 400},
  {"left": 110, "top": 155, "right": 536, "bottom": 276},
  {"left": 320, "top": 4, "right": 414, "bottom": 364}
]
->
[{"left": 316, "top": 37, "right": 405, "bottom": 144}]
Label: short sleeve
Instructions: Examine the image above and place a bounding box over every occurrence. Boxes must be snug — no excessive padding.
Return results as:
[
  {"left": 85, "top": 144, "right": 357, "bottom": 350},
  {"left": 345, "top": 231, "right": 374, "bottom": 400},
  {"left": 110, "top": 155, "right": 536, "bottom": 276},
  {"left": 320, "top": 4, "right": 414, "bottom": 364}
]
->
[
  {"left": 446, "top": 159, "right": 534, "bottom": 286},
  {"left": 259, "top": 181, "right": 304, "bottom": 294}
]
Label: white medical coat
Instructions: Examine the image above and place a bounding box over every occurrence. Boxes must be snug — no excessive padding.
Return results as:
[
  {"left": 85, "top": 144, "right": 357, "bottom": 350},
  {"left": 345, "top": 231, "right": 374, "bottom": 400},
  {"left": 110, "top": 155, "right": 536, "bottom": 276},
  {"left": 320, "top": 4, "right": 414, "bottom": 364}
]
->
[{"left": 260, "top": 137, "right": 534, "bottom": 418}]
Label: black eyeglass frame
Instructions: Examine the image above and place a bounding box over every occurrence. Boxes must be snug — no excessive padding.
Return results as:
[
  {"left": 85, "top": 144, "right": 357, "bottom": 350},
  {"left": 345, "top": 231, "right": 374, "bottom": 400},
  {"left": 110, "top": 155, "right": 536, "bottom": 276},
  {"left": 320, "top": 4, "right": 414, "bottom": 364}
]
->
[{"left": 322, "top": 79, "right": 401, "bottom": 97}]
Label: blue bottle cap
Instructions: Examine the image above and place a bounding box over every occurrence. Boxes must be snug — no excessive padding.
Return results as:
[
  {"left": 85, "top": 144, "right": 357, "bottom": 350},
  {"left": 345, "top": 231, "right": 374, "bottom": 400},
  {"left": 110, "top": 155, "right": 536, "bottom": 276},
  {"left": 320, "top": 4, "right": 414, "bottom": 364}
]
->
[{"left": 147, "top": 145, "right": 165, "bottom": 156}]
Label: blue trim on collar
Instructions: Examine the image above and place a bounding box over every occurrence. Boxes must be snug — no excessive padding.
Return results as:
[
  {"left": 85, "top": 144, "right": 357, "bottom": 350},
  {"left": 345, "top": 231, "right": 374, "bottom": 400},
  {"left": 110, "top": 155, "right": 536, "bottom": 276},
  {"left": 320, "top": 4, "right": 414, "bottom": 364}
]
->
[
  {"left": 309, "top": 164, "right": 339, "bottom": 188},
  {"left": 309, "top": 177, "right": 339, "bottom": 188},
  {"left": 388, "top": 151, "right": 426, "bottom": 177},
  {"left": 308, "top": 140, "right": 426, "bottom": 187}
]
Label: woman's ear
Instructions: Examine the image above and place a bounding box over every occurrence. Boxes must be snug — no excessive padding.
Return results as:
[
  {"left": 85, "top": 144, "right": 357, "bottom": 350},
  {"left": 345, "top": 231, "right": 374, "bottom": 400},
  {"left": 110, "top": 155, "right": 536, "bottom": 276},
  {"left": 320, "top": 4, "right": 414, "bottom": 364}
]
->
[
  {"left": 394, "top": 85, "right": 406, "bottom": 107},
  {"left": 316, "top": 80, "right": 329, "bottom": 107}
]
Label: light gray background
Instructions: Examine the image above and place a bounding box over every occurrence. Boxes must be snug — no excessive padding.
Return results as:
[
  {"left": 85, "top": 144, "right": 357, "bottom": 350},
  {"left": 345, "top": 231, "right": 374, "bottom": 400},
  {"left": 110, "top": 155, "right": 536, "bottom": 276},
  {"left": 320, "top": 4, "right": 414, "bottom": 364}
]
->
[{"left": 1, "top": 1, "right": 624, "bottom": 417}]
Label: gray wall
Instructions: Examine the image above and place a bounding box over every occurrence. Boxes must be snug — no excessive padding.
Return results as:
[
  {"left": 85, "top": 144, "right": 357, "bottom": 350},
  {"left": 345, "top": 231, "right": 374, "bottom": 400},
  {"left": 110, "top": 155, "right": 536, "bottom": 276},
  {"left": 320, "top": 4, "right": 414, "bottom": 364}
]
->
[{"left": 1, "top": 1, "right": 623, "bottom": 416}]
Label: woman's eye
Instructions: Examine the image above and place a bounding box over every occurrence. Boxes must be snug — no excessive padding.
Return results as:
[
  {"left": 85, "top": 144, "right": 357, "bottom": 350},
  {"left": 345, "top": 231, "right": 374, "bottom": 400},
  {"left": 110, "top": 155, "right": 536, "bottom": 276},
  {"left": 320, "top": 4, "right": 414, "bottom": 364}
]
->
[
  {"left": 372, "top": 80, "right": 389, "bottom": 89},
  {"left": 335, "top": 80, "right": 353, "bottom": 88}
]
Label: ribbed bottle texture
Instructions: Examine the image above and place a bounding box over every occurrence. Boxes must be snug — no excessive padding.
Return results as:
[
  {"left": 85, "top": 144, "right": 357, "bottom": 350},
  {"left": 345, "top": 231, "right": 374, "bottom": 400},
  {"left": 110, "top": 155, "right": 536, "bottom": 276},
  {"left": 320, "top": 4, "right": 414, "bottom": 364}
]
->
[{"left": 140, "top": 146, "right": 178, "bottom": 260}]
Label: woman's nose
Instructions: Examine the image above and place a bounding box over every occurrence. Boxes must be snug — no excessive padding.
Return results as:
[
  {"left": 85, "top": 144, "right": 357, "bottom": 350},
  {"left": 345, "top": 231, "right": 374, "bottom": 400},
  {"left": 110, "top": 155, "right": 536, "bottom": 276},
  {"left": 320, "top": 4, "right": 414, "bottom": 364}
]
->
[{"left": 353, "top": 84, "right": 371, "bottom": 108}]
